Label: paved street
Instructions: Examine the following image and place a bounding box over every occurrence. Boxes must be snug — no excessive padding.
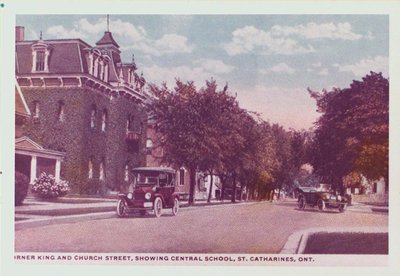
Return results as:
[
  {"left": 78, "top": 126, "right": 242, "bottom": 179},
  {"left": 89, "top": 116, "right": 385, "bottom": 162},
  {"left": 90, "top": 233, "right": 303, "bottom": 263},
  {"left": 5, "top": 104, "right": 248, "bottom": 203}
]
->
[{"left": 15, "top": 200, "right": 388, "bottom": 253}]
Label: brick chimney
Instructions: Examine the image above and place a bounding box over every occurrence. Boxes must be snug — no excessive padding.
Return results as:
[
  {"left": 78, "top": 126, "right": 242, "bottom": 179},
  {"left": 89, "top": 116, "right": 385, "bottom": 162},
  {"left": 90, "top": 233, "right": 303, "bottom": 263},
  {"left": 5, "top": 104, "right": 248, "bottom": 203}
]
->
[{"left": 16, "top": 26, "right": 25, "bottom": 41}]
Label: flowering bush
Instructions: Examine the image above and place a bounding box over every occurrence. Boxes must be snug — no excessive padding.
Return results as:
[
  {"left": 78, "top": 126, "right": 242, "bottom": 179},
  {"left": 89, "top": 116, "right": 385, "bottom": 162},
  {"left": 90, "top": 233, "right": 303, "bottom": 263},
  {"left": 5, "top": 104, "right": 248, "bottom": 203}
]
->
[{"left": 32, "top": 172, "right": 70, "bottom": 199}]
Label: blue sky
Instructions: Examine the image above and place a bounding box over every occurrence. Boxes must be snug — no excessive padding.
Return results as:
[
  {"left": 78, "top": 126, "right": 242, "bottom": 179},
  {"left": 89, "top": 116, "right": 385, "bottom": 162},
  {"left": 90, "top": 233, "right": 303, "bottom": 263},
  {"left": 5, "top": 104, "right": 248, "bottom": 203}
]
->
[{"left": 16, "top": 15, "right": 389, "bottom": 130}]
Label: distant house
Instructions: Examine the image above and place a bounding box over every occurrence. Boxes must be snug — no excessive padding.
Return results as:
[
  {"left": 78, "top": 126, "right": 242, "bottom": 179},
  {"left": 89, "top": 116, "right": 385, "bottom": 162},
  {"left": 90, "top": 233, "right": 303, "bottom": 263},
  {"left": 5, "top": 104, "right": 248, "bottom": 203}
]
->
[{"left": 15, "top": 26, "right": 147, "bottom": 195}]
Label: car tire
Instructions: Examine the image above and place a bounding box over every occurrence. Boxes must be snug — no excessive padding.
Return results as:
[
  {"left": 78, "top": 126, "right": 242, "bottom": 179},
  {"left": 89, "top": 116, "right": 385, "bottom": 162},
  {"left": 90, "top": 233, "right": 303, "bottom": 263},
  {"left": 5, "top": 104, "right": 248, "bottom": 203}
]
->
[
  {"left": 154, "top": 197, "right": 163, "bottom": 218},
  {"left": 172, "top": 198, "right": 179, "bottom": 216},
  {"left": 298, "top": 196, "right": 306, "bottom": 210},
  {"left": 339, "top": 203, "right": 347, "bottom": 213},
  {"left": 116, "top": 199, "right": 127, "bottom": 218},
  {"left": 317, "top": 199, "right": 325, "bottom": 211}
]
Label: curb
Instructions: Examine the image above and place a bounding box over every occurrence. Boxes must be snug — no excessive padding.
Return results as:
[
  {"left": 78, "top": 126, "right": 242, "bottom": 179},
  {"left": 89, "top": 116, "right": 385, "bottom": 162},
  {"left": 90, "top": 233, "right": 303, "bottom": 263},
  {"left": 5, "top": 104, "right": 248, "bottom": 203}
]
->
[
  {"left": 15, "top": 211, "right": 116, "bottom": 230},
  {"left": 280, "top": 226, "right": 389, "bottom": 254}
]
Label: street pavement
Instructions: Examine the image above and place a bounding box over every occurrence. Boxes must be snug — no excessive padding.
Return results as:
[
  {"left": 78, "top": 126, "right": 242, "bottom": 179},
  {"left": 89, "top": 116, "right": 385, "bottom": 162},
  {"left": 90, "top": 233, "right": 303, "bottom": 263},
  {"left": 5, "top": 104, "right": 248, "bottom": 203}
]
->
[{"left": 15, "top": 199, "right": 388, "bottom": 253}]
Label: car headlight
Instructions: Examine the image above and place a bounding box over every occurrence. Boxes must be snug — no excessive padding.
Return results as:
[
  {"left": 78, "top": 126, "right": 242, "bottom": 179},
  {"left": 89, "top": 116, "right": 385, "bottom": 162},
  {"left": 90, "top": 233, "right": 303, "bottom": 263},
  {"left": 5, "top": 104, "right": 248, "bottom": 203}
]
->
[
  {"left": 127, "top": 192, "right": 133, "bottom": 200},
  {"left": 145, "top": 193, "right": 151, "bottom": 200}
]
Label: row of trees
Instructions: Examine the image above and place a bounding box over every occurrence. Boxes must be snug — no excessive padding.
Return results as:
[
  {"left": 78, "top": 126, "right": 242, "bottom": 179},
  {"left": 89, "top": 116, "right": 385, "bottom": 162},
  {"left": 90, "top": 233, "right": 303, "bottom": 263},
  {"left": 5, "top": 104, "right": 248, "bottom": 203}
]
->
[
  {"left": 308, "top": 72, "right": 389, "bottom": 193},
  {"left": 147, "top": 79, "right": 308, "bottom": 205},
  {"left": 146, "top": 71, "right": 388, "bottom": 204}
]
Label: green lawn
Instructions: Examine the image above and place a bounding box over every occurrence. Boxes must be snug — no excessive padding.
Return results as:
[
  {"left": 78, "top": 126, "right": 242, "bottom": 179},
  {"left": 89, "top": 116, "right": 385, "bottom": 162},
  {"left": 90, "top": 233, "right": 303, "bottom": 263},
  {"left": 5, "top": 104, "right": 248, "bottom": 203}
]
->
[{"left": 304, "top": 232, "right": 388, "bottom": 254}]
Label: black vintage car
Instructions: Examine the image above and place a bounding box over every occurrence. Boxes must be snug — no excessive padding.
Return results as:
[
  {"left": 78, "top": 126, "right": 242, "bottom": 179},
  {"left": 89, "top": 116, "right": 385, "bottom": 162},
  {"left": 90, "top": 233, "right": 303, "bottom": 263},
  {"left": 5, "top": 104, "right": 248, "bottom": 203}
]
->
[
  {"left": 116, "top": 167, "right": 181, "bottom": 218},
  {"left": 296, "top": 187, "right": 348, "bottom": 212}
]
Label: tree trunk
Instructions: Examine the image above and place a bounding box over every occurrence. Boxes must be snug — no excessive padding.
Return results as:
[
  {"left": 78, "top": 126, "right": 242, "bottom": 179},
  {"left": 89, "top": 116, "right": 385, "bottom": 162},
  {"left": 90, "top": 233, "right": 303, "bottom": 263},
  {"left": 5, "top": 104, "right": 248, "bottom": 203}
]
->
[
  {"left": 240, "top": 181, "right": 245, "bottom": 201},
  {"left": 207, "top": 173, "right": 214, "bottom": 203},
  {"left": 220, "top": 176, "right": 226, "bottom": 201},
  {"left": 270, "top": 189, "right": 275, "bottom": 202},
  {"left": 188, "top": 167, "right": 196, "bottom": 206},
  {"left": 277, "top": 187, "right": 281, "bottom": 200},
  {"left": 231, "top": 172, "right": 237, "bottom": 203}
]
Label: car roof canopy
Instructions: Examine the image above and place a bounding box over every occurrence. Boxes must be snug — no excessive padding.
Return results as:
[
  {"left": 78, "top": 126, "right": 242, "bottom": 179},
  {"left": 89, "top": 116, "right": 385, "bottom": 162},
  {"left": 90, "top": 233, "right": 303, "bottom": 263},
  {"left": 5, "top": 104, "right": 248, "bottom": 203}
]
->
[{"left": 132, "top": 167, "right": 175, "bottom": 174}]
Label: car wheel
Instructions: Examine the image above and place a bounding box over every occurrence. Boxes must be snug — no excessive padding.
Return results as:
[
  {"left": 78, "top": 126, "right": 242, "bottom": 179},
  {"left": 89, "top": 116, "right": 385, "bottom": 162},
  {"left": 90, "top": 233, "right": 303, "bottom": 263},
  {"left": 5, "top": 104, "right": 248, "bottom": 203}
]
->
[
  {"left": 339, "top": 203, "right": 347, "bottom": 213},
  {"left": 172, "top": 198, "right": 179, "bottom": 216},
  {"left": 298, "top": 196, "right": 306, "bottom": 210},
  {"left": 154, "top": 197, "right": 163, "bottom": 218},
  {"left": 116, "top": 199, "right": 127, "bottom": 218},
  {"left": 317, "top": 199, "right": 325, "bottom": 211}
]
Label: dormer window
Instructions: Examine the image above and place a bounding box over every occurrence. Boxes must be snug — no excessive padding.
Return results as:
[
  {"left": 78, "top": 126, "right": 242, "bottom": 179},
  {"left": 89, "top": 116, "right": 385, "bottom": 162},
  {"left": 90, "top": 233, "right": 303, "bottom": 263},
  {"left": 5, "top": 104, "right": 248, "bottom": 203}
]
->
[{"left": 31, "top": 42, "right": 51, "bottom": 73}]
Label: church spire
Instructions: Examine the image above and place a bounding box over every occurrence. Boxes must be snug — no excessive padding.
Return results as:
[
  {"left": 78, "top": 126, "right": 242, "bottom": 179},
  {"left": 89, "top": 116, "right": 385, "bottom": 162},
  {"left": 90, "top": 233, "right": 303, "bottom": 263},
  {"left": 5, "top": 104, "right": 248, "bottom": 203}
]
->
[{"left": 107, "top": 14, "right": 110, "bottom": 32}]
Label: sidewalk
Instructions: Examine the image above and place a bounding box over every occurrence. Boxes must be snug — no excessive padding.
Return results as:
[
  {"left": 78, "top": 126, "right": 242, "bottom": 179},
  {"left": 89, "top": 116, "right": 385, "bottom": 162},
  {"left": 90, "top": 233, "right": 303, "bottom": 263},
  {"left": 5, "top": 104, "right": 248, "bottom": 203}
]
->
[
  {"left": 15, "top": 196, "right": 261, "bottom": 230},
  {"left": 348, "top": 201, "right": 388, "bottom": 214}
]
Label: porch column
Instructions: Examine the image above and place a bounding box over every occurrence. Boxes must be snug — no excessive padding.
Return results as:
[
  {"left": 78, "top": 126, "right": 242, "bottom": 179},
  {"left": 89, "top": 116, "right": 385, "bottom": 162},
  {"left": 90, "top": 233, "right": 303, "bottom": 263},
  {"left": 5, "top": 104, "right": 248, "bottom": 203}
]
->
[
  {"left": 30, "top": 155, "right": 37, "bottom": 184},
  {"left": 55, "top": 159, "right": 61, "bottom": 182}
]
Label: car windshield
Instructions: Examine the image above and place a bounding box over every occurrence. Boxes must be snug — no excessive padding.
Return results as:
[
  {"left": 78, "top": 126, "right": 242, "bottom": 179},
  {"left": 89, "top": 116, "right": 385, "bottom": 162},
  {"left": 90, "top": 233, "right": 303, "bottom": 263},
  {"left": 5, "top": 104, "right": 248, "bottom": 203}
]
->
[{"left": 135, "top": 171, "right": 160, "bottom": 186}]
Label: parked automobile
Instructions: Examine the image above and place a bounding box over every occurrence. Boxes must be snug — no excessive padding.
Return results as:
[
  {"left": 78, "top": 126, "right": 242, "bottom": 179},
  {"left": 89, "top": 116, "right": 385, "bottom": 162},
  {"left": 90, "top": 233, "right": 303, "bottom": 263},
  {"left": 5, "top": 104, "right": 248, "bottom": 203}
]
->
[
  {"left": 116, "top": 167, "right": 180, "bottom": 218},
  {"left": 296, "top": 187, "right": 348, "bottom": 212}
]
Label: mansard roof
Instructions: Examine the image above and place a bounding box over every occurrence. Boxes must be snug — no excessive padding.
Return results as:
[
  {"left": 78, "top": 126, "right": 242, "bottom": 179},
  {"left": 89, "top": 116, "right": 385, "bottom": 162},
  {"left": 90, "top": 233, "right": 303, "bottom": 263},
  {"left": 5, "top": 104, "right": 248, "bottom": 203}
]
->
[
  {"left": 96, "top": 31, "right": 120, "bottom": 48},
  {"left": 15, "top": 31, "right": 143, "bottom": 89},
  {"left": 16, "top": 39, "right": 89, "bottom": 74}
]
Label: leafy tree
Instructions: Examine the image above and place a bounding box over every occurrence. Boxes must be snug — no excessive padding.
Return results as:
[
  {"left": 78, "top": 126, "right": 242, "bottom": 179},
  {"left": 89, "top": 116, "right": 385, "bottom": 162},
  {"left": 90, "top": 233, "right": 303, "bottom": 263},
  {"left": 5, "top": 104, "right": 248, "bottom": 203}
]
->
[
  {"left": 147, "top": 79, "right": 249, "bottom": 205},
  {"left": 309, "top": 72, "right": 388, "bottom": 193}
]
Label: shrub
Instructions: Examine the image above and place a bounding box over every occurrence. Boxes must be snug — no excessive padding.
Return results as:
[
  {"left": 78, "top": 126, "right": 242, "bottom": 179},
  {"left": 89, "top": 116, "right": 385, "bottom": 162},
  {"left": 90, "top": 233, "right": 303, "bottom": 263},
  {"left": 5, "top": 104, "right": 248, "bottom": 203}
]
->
[
  {"left": 31, "top": 172, "right": 70, "bottom": 199},
  {"left": 15, "top": 171, "right": 30, "bottom": 206}
]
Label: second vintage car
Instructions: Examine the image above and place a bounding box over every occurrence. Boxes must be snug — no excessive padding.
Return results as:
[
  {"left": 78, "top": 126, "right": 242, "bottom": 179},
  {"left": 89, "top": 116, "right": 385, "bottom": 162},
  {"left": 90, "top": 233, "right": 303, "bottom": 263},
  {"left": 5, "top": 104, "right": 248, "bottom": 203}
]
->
[
  {"left": 116, "top": 167, "right": 181, "bottom": 218},
  {"left": 296, "top": 186, "right": 348, "bottom": 212}
]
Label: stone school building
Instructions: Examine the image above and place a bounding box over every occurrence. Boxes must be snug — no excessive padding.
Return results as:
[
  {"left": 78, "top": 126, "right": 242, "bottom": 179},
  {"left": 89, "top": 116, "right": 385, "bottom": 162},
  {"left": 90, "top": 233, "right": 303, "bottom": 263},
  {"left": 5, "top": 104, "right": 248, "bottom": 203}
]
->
[{"left": 15, "top": 26, "right": 148, "bottom": 195}]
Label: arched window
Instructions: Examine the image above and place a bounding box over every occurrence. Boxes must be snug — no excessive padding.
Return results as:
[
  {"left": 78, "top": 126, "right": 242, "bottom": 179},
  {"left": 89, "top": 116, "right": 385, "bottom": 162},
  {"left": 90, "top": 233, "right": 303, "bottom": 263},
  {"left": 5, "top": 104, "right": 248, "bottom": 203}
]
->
[
  {"left": 146, "top": 138, "right": 153, "bottom": 149},
  {"left": 99, "top": 160, "right": 105, "bottom": 181},
  {"left": 58, "top": 101, "right": 65, "bottom": 122},
  {"left": 36, "top": 50, "right": 45, "bottom": 71},
  {"left": 93, "top": 58, "right": 99, "bottom": 77},
  {"left": 31, "top": 41, "right": 51, "bottom": 73},
  {"left": 101, "top": 109, "right": 107, "bottom": 132},
  {"left": 33, "top": 101, "right": 40, "bottom": 118},
  {"left": 126, "top": 114, "right": 135, "bottom": 131},
  {"left": 88, "top": 53, "right": 94, "bottom": 75},
  {"left": 88, "top": 157, "right": 94, "bottom": 179},
  {"left": 124, "top": 164, "right": 129, "bottom": 182},
  {"left": 90, "top": 105, "right": 96, "bottom": 129}
]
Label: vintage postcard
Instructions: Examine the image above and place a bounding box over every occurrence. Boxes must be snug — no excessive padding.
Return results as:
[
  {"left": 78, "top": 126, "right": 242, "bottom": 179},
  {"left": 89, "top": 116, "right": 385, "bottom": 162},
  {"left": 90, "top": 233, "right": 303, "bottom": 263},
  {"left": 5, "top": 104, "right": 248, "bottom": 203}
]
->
[{"left": 1, "top": 1, "right": 400, "bottom": 276}]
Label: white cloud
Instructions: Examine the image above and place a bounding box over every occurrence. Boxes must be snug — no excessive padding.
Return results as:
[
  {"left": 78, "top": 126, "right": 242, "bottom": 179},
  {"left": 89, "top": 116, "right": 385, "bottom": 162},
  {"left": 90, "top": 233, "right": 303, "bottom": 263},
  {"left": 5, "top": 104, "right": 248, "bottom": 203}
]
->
[
  {"left": 366, "top": 31, "right": 375, "bottom": 40},
  {"left": 143, "top": 59, "right": 234, "bottom": 87},
  {"left": 260, "top": 63, "right": 296, "bottom": 74},
  {"left": 46, "top": 17, "right": 192, "bottom": 56},
  {"left": 223, "top": 25, "right": 315, "bottom": 56},
  {"left": 312, "top": 62, "right": 322, "bottom": 68},
  {"left": 270, "top": 22, "right": 363, "bottom": 40},
  {"left": 224, "top": 22, "right": 363, "bottom": 56},
  {"left": 334, "top": 56, "right": 388, "bottom": 77},
  {"left": 236, "top": 85, "right": 319, "bottom": 130},
  {"left": 194, "top": 59, "right": 235, "bottom": 74},
  {"left": 318, "top": 68, "right": 329, "bottom": 76},
  {"left": 46, "top": 25, "right": 86, "bottom": 39}
]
